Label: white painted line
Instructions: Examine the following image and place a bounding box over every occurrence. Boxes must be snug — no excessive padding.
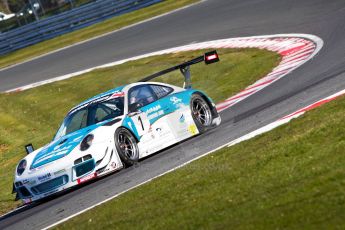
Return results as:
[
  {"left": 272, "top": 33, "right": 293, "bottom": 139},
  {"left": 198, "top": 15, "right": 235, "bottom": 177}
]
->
[
  {"left": 228, "top": 89, "right": 345, "bottom": 147},
  {"left": 5, "top": 34, "right": 323, "bottom": 99},
  {"left": 0, "top": 205, "right": 27, "bottom": 219},
  {"left": 3, "top": 34, "right": 324, "bottom": 228},
  {"left": 41, "top": 34, "right": 325, "bottom": 229},
  {"left": 42, "top": 137, "right": 230, "bottom": 230},
  {"left": 43, "top": 88, "right": 345, "bottom": 230}
]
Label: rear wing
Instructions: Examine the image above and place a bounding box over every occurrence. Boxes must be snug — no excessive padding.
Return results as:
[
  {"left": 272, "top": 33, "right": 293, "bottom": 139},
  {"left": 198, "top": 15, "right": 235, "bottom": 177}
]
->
[{"left": 139, "top": 50, "right": 220, "bottom": 89}]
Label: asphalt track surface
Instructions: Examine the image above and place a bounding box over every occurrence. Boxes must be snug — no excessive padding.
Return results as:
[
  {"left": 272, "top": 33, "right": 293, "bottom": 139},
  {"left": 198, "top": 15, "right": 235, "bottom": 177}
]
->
[{"left": 1, "top": 0, "right": 345, "bottom": 229}]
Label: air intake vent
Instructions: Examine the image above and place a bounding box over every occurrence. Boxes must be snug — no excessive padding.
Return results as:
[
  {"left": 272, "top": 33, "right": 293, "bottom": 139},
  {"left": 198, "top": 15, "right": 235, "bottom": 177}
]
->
[
  {"left": 75, "top": 159, "right": 95, "bottom": 178},
  {"left": 17, "top": 186, "right": 32, "bottom": 198},
  {"left": 74, "top": 154, "right": 92, "bottom": 165},
  {"left": 31, "top": 175, "right": 68, "bottom": 195}
]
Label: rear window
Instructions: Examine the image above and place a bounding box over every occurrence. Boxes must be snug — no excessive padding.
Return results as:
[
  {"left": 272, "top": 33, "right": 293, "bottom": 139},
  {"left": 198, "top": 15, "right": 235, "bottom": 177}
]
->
[{"left": 150, "top": 85, "right": 173, "bottom": 99}]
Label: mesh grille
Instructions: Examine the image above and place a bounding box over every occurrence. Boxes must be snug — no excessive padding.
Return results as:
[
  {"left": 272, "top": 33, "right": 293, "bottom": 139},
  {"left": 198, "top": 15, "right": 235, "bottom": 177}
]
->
[{"left": 31, "top": 175, "right": 68, "bottom": 195}]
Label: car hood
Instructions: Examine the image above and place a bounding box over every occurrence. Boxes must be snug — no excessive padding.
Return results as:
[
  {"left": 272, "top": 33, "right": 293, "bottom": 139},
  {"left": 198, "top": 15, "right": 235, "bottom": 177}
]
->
[{"left": 30, "top": 122, "right": 108, "bottom": 169}]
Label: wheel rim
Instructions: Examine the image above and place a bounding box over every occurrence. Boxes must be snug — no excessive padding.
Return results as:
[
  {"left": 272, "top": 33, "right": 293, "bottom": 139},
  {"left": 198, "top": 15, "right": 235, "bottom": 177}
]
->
[
  {"left": 118, "top": 131, "right": 137, "bottom": 159},
  {"left": 192, "top": 98, "right": 212, "bottom": 126}
]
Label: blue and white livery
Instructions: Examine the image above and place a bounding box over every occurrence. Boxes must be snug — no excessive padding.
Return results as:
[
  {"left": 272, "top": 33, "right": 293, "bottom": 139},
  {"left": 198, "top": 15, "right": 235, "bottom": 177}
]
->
[{"left": 13, "top": 51, "right": 221, "bottom": 204}]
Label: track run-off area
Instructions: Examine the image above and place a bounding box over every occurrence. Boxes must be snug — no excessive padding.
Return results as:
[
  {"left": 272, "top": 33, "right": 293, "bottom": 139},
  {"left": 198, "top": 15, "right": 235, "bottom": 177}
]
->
[
  {"left": 43, "top": 33, "right": 345, "bottom": 227},
  {"left": 1, "top": 33, "right": 341, "bottom": 230},
  {"left": 1, "top": 0, "right": 345, "bottom": 229}
]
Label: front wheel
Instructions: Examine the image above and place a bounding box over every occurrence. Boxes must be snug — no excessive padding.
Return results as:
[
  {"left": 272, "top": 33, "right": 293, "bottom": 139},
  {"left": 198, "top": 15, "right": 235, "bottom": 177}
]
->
[
  {"left": 115, "top": 128, "right": 139, "bottom": 167},
  {"left": 190, "top": 94, "right": 213, "bottom": 133}
]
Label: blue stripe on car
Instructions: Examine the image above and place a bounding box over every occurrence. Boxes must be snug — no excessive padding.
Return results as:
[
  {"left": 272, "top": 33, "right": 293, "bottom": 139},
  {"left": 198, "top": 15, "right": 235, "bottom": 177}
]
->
[{"left": 31, "top": 123, "right": 103, "bottom": 169}]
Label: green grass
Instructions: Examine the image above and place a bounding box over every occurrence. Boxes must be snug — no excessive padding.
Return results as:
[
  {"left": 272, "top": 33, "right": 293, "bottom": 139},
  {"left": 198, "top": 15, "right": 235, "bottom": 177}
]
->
[
  {"left": 56, "top": 90, "right": 345, "bottom": 229},
  {"left": 0, "top": 0, "right": 199, "bottom": 69},
  {"left": 0, "top": 48, "right": 279, "bottom": 215},
  {"left": 0, "top": 2, "right": 9, "bottom": 14}
]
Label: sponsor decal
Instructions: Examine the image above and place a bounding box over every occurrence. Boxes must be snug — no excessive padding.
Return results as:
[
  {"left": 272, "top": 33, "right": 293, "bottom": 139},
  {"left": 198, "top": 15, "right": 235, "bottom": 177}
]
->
[
  {"left": 109, "top": 92, "right": 125, "bottom": 99},
  {"left": 22, "top": 179, "right": 36, "bottom": 186},
  {"left": 69, "top": 90, "right": 124, "bottom": 114},
  {"left": 38, "top": 173, "right": 51, "bottom": 182},
  {"left": 147, "top": 110, "right": 164, "bottom": 120},
  {"left": 77, "top": 173, "right": 97, "bottom": 184},
  {"left": 188, "top": 125, "right": 198, "bottom": 135},
  {"left": 170, "top": 97, "right": 182, "bottom": 105},
  {"left": 70, "top": 95, "right": 110, "bottom": 114},
  {"left": 155, "top": 127, "right": 170, "bottom": 139},
  {"left": 54, "top": 169, "right": 66, "bottom": 176},
  {"left": 148, "top": 126, "right": 155, "bottom": 139},
  {"left": 146, "top": 105, "right": 161, "bottom": 114}
]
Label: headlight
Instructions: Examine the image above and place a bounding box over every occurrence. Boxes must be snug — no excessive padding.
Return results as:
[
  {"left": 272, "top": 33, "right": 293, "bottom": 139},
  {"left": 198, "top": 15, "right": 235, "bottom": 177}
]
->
[
  {"left": 17, "top": 159, "right": 27, "bottom": 176},
  {"left": 80, "top": 134, "right": 94, "bottom": 151}
]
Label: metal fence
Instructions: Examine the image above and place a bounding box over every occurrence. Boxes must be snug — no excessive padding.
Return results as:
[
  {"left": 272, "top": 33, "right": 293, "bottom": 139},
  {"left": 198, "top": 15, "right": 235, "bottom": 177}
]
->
[{"left": 0, "top": 0, "right": 162, "bottom": 55}]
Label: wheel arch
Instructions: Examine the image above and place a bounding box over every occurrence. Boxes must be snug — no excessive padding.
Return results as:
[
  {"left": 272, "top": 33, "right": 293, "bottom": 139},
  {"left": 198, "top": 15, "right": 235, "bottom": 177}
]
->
[
  {"left": 115, "top": 126, "right": 139, "bottom": 143},
  {"left": 192, "top": 91, "right": 219, "bottom": 118}
]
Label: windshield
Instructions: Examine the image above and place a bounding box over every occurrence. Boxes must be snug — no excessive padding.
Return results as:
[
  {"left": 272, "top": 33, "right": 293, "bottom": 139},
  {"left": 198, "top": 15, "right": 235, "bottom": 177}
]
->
[{"left": 54, "top": 97, "right": 124, "bottom": 140}]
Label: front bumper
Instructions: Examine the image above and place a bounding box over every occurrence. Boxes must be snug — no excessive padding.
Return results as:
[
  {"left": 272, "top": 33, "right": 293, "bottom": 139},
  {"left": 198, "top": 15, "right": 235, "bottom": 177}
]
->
[{"left": 14, "top": 168, "right": 79, "bottom": 204}]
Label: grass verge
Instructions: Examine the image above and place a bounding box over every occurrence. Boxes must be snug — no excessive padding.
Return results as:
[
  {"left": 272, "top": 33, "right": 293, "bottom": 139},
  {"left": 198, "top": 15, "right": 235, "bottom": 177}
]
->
[
  {"left": 0, "top": 48, "right": 280, "bottom": 215},
  {"left": 0, "top": 3, "right": 9, "bottom": 14},
  {"left": 0, "top": 0, "right": 199, "bottom": 69},
  {"left": 56, "top": 89, "right": 345, "bottom": 229}
]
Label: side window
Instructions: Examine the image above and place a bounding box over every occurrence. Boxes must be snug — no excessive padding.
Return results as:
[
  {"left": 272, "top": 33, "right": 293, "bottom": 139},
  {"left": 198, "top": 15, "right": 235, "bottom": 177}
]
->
[
  {"left": 90, "top": 98, "right": 124, "bottom": 124},
  {"left": 66, "top": 108, "right": 88, "bottom": 134},
  {"left": 128, "top": 85, "right": 157, "bottom": 110},
  {"left": 94, "top": 106, "right": 111, "bottom": 123},
  {"left": 150, "top": 85, "right": 173, "bottom": 99}
]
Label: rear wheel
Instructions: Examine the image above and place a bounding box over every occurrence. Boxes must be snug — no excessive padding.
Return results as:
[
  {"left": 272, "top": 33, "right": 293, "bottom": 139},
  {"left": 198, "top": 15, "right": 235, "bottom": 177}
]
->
[
  {"left": 115, "top": 128, "right": 139, "bottom": 166},
  {"left": 190, "top": 94, "right": 213, "bottom": 133}
]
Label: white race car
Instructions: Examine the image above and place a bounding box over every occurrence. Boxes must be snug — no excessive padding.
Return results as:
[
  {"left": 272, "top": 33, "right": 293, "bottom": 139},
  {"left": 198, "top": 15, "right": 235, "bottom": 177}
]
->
[{"left": 13, "top": 51, "right": 221, "bottom": 204}]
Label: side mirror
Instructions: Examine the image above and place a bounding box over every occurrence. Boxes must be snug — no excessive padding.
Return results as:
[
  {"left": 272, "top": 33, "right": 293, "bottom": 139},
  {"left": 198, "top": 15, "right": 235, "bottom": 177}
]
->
[{"left": 25, "top": 144, "right": 34, "bottom": 155}]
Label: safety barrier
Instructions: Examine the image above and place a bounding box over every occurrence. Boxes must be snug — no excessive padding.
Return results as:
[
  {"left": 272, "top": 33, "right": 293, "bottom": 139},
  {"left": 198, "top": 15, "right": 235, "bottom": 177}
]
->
[{"left": 0, "top": 0, "right": 162, "bottom": 55}]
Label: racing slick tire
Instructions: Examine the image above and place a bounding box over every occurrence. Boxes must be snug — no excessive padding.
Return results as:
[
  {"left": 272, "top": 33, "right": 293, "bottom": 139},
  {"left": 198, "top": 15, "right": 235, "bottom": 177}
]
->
[
  {"left": 190, "top": 94, "right": 214, "bottom": 133},
  {"left": 115, "top": 128, "right": 139, "bottom": 167}
]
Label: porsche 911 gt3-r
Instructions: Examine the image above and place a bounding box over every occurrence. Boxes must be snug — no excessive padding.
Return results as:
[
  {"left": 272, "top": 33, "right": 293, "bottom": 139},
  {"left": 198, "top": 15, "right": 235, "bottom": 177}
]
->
[{"left": 13, "top": 51, "right": 221, "bottom": 204}]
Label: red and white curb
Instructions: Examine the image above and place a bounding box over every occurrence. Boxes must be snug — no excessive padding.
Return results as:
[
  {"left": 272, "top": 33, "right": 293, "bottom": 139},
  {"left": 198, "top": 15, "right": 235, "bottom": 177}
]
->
[
  {"left": 8, "top": 34, "right": 329, "bottom": 228},
  {"left": 215, "top": 35, "right": 322, "bottom": 111},
  {"left": 5, "top": 34, "right": 322, "bottom": 94},
  {"left": 227, "top": 89, "right": 345, "bottom": 146},
  {"left": 34, "top": 35, "right": 345, "bottom": 229}
]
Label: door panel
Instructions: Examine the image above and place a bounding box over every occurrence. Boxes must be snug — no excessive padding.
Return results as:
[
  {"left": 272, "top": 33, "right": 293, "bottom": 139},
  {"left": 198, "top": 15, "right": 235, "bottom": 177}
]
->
[{"left": 130, "top": 112, "right": 150, "bottom": 137}]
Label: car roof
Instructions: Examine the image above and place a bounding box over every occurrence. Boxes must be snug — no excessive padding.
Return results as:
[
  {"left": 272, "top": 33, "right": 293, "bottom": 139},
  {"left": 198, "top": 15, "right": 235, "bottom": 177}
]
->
[
  {"left": 69, "top": 85, "right": 126, "bottom": 113},
  {"left": 68, "top": 82, "right": 184, "bottom": 114}
]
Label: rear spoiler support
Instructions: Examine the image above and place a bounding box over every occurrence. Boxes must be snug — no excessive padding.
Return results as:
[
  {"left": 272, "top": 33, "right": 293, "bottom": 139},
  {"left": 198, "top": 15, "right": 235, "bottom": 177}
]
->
[
  {"left": 139, "top": 50, "right": 220, "bottom": 89},
  {"left": 180, "top": 66, "right": 191, "bottom": 89}
]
